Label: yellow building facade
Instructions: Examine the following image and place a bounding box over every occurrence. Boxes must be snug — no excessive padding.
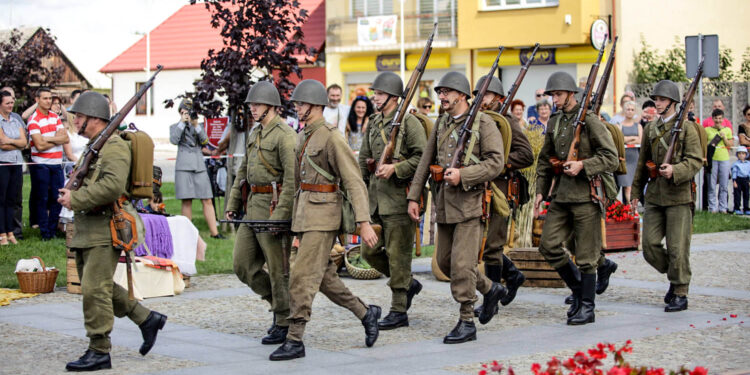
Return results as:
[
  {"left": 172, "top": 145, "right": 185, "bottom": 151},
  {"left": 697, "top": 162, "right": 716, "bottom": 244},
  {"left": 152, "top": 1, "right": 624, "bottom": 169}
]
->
[{"left": 325, "top": 0, "right": 616, "bottom": 116}]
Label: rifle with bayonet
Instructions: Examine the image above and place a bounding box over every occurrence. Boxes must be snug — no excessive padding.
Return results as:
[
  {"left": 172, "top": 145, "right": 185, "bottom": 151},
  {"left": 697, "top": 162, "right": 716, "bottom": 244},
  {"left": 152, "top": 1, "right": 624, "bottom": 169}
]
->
[
  {"left": 590, "top": 37, "right": 618, "bottom": 116},
  {"left": 366, "top": 22, "right": 437, "bottom": 174},
  {"left": 66, "top": 65, "right": 164, "bottom": 300},
  {"left": 499, "top": 43, "right": 541, "bottom": 116}
]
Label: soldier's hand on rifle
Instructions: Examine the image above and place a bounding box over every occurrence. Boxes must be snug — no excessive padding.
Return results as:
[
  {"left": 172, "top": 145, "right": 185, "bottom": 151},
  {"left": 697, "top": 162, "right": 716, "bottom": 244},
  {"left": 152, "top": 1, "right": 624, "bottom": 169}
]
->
[
  {"left": 444, "top": 167, "right": 461, "bottom": 186},
  {"left": 659, "top": 164, "right": 673, "bottom": 179},
  {"left": 375, "top": 163, "right": 396, "bottom": 179},
  {"left": 359, "top": 221, "right": 378, "bottom": 248},
  {"left": 563, "top": 160, "right": 583, "bottom": 176},
  {"left": 58, "top": 188, "right": 72, "bottom": 210},
  {"left": 533, "top": 193, "right": 544, "bottom": 219},
  {"left": 407, "top": 200, "right": 420, "bottom": 222},
  {"left": 225, "top": 211, "right": 236, "bottom": 221}
]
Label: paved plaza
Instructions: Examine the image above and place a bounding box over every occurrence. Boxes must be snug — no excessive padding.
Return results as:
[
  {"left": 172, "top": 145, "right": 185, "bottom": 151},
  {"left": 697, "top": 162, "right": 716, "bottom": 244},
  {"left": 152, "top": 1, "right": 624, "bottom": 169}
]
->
[{"left": 1, "top": 230, "right": 748, "bottom": 375}]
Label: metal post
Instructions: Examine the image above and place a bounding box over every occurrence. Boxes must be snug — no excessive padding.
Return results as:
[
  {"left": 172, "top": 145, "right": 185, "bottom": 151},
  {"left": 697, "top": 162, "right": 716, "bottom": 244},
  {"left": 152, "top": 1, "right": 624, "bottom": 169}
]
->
[
  {"left": 146, "top": 31, "right": 151, "bottom": 120},
  {"left": 697, "top": 34, "right": 704, "bottom": 210},
  {"left": 400, "top": 0, "right": 405, "bottom": 81}
]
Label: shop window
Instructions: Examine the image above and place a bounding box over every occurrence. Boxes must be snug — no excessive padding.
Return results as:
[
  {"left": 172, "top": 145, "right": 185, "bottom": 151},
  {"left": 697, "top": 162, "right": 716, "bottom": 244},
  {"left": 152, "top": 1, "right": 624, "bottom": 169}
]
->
[
  {"left": 483, "top": 0, "right": 558, "bottom": 11},
  {"left": 351, "top": 0, "right": 394, "bottom": 18},
  {"left": 135, "top": 82, "right": 154, "bottom": 115}
]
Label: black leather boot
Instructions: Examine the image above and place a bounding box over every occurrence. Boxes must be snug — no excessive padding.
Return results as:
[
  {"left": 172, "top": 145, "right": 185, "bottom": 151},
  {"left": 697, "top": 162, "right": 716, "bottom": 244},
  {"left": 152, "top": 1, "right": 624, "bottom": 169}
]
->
[
  {"left": 443, "top": 320, "right": 477, "bottom": 344},
  {"left": 139, "top": 311, "right": 167, "bottom": 355},
  {"left": 478, "top": 282, "right": 507, "bottom": 325},
  {"left": 596, "top": 258, "right": 618, "bottom": 295},
  {"left": 406, "top": 278, "right": 423, "bottom": 310},
  {"left": 269, "top": 340, "right": 305, "bottom": 361},
  {"left": 378, "top": 310, "right": 409, "bottom": 330},
  {"left": 262, "top": 325, "right": 288, "bottom": 345},
  {"left": 665, "top": 295, "right": 688, "bottom": 312},
  {"left": 473, "top": 264, "right": 501, "bottom": 317},
  {"left": 500, "top": 254, "right": 525, "bottom": 306},
  {"left": 267, "top": 315, "right": 276, "bottom": 334},
  {"left": 568, "top": 273, "right": 596, "bottom": 325},
  {"left": 361, "top": 305, "right": 381, "bottom": 347},
  {"left": 556, "top": 260, "right": 582, "bottom": 318},
  {"left": 664, "top": 284, "right": 676, "bottom": 304},
  {"left": 564, "top": 294, "right": 575, "bottom": 305},
  {"left": 65, "top": 349, "right": 111, "bottom": 372}
]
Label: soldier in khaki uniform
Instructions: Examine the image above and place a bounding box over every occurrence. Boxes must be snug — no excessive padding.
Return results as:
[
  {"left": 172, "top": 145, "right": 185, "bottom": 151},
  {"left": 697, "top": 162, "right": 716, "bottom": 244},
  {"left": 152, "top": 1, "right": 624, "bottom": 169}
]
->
[
  {"left": 225, "top": 81, "right": 296, "bottom": 344},
  {"left": 358, "top": 72, "right": 426, "bottom": 330},
  {"left": 407, "top": 72, "right": 507, "bottom": 344},
  {"left": 631, "top": 80, "right": 702, "bottom": 312},
  {"left": 58, "top": 92, "right": 166, "bottom": 372},
  {"left": 270, "top": 80, "right": 381, "bottom": 361},
  {"left": 472, "top": 75, "right": 533, "bottom": 314},
  {"left": 533, "top": 72, "right": 618, "bottom": 326}
]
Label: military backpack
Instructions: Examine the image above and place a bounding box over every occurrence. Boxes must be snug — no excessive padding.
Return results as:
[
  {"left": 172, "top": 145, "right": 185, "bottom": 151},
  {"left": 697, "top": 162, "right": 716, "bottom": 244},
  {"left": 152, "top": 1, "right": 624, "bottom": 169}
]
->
[{"left": 120, "top": 130, "right": 155, "bottom": 199}]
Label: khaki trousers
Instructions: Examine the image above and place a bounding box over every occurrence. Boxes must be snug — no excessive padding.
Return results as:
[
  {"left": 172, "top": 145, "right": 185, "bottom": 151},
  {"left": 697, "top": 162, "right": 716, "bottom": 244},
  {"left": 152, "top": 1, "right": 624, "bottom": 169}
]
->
[
  {"left": 361, "top": 213, "right": 415, "bottom": 312},
  {"left": 481, "top": 212, "right": 508, "bottom": 267},
  {"left": 642, "top": 202, "right": 692, "bottom": 296},
  {"left": 538, "top": 201, "right": 601, "bottom": 274},
  {"left": 436, "top": 218, "right": 492, "bottom": 320},
  {"left": 74, "top": 245, "right": 150, "bottom": 353},
  {"left": 232, "top": 224, "right": 290, "bottom": 326},
  {"left": 287, "top": 231, "right": 368, "bottom": 341}
]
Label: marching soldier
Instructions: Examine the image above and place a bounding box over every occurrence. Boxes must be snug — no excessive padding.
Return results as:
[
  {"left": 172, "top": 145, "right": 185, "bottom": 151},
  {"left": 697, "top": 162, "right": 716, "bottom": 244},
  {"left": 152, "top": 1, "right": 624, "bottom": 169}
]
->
[
  {"left": 407, "top": 71, "right": 507, "bottom": 344},
  {"left": 270, "top": 79, "right": 381, "bottom": 361},
  {"left": 58, "top": 92, "right": 166, "bottom": 371},
  {"left": 631, "top": 80, "right": 702, "bottom": 312},
  {"left": 358, "top": 72, "right": 426, "bottom": 330},
  {"left": 472, "top": 75, "right": 533, "bottom": 314},
  {"left": 225, "top": 81, "right": 295, "bottom": 344},
  {"left": 533, "top": 72, "right": 618, "bottom": 325}
]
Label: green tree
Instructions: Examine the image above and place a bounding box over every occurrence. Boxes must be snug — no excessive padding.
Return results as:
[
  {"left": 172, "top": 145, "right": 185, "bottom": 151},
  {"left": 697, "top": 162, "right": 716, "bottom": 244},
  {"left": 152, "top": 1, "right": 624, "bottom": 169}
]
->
[
  {"left": 711, "top": 46, "right": 735, "bottom": 82},
  {"left": 738, "top": 47, "right": 750, "bottom": 81},
  {"left": 630, "top": 36, "right": 687, "bottom": 83}
]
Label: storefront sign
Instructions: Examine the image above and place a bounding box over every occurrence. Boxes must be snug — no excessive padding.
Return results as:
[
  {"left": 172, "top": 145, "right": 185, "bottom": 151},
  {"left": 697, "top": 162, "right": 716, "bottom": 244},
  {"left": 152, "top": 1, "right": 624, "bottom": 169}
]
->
[
  {"left": 590, "top": 19, "right": 609, "bottom": 50},
  {"left": 375, "top": 54, "right": 403, "bottom": 71},
  {"left": 357, "top": 15, "right": 397, "bottom": 46},
  {"left": 520, "top": 47, "right": 555, "bottom": 65},
  {"left": 205, "top": 117, "right": 228, "bottom": 148}
]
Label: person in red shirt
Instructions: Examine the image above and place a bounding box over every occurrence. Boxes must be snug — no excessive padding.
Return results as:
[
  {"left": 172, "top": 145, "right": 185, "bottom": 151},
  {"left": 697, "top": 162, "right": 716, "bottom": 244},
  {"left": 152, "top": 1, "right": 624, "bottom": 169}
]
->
[{"left": 703, "top": 99, "right": 732, "bottom": 130}]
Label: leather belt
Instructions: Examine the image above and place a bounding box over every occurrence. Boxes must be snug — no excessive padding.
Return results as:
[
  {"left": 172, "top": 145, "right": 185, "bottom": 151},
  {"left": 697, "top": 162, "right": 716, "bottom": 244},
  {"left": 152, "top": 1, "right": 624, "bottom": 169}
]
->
[
  {"left": 300, "top": 183, "right": 338, "bottom": 193},
  {"left": 250, "top": 184, "right": 282, "bottom": 193}
]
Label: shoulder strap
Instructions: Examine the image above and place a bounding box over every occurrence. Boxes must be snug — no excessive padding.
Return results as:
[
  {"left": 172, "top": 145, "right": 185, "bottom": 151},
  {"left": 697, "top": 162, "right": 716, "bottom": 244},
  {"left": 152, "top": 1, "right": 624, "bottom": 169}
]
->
[
  {"left": 463, "top": 116, "right": 482, "bottom": 166},
  {"left": 256, "top": 130, "right": 280, "bottom": 177},
  {"left": 306, "top": 154, "right": 336, "bottom": 182},
  {"left": 438, "top": 115, "right": 463, "bottom": 148}
]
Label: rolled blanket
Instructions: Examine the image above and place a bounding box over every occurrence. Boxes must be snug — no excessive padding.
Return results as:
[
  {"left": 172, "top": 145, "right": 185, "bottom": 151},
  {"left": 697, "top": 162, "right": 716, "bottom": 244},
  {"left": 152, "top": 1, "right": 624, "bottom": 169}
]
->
[{"left": 135, "top": 213, "right": 174, "bottom": 259}]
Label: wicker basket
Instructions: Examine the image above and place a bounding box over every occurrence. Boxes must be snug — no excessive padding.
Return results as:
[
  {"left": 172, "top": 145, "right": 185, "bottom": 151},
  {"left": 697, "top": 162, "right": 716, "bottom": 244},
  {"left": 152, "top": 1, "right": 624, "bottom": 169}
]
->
[
  {"left": 344, "top": 245, "right": 382, "bottom": 280},
  {"left": 532, "top": 216, "right": 545, "bottom": 247},
  {"left": 330, "top": 244, "right": 346, "bottom": 268},
  {"left": 16, "top": 256, "right": 59, "bottom": 294}
]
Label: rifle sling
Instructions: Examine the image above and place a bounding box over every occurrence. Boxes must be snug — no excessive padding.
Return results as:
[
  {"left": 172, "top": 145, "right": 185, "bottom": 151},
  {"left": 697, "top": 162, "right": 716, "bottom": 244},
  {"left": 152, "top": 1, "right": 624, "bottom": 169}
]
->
[{"left": 256, "top": 129, "right": 280, "bottom": 177}]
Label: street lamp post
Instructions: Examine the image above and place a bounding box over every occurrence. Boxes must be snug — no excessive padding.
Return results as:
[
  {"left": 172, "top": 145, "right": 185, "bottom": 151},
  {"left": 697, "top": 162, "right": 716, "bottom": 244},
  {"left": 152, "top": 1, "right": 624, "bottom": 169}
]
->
[{"left": 400, "top": 0, "right": 405, "bottom": 81}]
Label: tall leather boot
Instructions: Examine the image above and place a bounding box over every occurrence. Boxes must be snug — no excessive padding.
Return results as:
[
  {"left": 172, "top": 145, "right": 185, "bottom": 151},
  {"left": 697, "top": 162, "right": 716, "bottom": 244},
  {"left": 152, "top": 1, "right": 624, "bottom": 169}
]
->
[
  {"left": 556, "top": 260, "right": 582, "bottom": 318},
  {"left": 474, "top": 264, "right": 502, "bottom": 317},
  {"left": 596, "top": 258, "right": 618, "bottom": 295},
  {"left": 500, "top": 254, "right": 525, "bottom": 306},
  {"left": 568, "top": 273, "right": 595, "bottom": 325}
]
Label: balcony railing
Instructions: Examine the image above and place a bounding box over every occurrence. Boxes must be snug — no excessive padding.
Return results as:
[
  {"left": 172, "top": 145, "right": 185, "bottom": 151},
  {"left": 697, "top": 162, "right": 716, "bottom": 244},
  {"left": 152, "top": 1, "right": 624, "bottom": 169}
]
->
[{"left": 327, "top": 9, "right": 457, "bottom": 53}]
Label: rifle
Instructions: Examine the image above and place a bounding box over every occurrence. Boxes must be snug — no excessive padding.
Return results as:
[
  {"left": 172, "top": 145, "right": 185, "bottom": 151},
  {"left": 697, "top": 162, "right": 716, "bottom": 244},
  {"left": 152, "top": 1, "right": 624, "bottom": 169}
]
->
[
  {"left": 66, "top": 65, "right": 163, "bottom": 300},
  {"left": 646, "top": 57, "right": 704, "bottom": 180},
  {"left": 220, "top": 219, "right": 293, "bottom": 275},
  {"left": 590, "top": 36, "right": 618, "bottom": 116},
  {"left": 499, "top": 43, "right": 540, "bottom": 116},
  {"left": 366, "top": 22, "right": 438, "bottom": 174}
]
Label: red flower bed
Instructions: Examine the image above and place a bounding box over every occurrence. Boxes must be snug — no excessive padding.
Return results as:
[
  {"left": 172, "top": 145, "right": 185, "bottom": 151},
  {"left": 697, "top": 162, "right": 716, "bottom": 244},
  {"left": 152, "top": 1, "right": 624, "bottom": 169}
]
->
[{"left": 606, "top": 201, "right": 639, "bottom": 223}]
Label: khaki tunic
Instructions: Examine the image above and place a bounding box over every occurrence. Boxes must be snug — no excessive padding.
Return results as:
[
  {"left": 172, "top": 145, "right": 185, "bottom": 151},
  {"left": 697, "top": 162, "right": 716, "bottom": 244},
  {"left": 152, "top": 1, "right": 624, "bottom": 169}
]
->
[
  {"left": 69, "top": 132, "right": 150, "bottom": 353},
  {"left": 483, "top": 115, "right": 534, "bottom": 266},
  {"left": 358, "top": 109, "right": 426, "bottom": 312},
  {"left": 631, "top": 116, "right": 702, "bottom": 296},
  {"left": 225, "top": 115, "right": 296, "bottom": 326},
  {"left": 287, "top": 117, "right": 371, "bottom": 341},
  {"left": 535, "top": 104, "right": 618, "bottom": 274},
  {"left": 408, "top": 111, "right": 504, "bottom": 320}
]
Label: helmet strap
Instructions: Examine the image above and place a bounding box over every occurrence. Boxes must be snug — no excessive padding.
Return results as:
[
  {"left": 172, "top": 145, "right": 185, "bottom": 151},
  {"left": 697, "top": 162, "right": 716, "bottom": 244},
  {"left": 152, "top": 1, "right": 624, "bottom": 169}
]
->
[
  {"left": 377, "top": 95, "right": 393, "bottom": 112},
  {"left": 299, "top": 106, "right": 312, "bottom": 122},
  {"left": 258, "top": 106, "right": 271, "bottom": 123},
  {"left": 659, "top": 101, "right": 675, "bottom": 116},
  {"left": 78, "top": 118, "right": 90, "bottom": 136}
]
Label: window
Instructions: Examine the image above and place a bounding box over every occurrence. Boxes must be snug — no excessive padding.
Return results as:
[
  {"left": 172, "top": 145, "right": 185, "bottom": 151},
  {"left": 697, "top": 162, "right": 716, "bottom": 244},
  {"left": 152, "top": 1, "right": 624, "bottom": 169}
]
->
[
  {"left": 483, "top": 0, "right": 558, "bottom": 10},
  {"left": 135, "top": 82, "right": 154, "bottom": 115},
  {"left": 418, "top": 0, "right": 456, "bottom": 38},
  {"left": 351, "top": 0, "right": 394, "bottom": 17}
]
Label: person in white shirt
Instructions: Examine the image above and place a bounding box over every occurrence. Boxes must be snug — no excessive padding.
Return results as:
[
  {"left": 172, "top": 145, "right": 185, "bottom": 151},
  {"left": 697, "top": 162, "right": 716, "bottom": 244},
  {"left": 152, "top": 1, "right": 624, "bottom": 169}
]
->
[{"left": 322, "top": 84, "right": 349, "bottom": 137}]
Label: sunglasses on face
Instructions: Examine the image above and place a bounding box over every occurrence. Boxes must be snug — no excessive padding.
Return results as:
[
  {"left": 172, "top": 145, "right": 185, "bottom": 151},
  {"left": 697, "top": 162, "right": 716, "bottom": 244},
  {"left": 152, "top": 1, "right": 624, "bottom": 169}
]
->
[
  {"left": 422, "top": 105, "right": 432, "bottom": 109},
  {"left": 535, "top": 94, "right": 543, "bottom": 97}
]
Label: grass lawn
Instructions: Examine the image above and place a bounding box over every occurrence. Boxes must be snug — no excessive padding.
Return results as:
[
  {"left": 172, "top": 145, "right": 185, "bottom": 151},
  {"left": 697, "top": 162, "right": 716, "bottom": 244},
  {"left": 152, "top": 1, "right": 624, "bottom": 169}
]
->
[{"left": 1, "top": 173, "right": 745, "bottom": 289}]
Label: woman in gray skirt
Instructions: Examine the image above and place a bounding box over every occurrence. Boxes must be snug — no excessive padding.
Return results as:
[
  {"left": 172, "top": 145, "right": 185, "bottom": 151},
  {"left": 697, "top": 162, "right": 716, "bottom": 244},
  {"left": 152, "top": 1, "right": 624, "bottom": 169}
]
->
[
  {"left": 615, "top": 101, "right": 642, "bottom": 204},
  {"left": 170, "top": 101, "right": 223, "bottom": 238}
]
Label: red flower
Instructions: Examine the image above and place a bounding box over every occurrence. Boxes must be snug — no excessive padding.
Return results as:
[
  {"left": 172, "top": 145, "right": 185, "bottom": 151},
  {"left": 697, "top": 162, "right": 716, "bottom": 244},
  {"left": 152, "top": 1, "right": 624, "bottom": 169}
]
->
[
  {"left": 607, "top": 366, "right": 630, "bottom": 375},
  {"left": 491, "top": 361, "right": 503, "bottom": 372},
  {"left": 589, "top": 347, "right": 607, "bottom": 360},
  {"left": 690, "top": 366, "right": 708, "bottom": 375},
  {"left": 479, "top": 370, "right": 488, "bottom": 375},
  {"left": 563, "top": 357, "right": 577, "bottom": 370},
  {"left": 531, "top": 363, "right": 542, "bottom": 375},
  {"left": 508, "top": 366, "right": 515, "bottom": 375}
]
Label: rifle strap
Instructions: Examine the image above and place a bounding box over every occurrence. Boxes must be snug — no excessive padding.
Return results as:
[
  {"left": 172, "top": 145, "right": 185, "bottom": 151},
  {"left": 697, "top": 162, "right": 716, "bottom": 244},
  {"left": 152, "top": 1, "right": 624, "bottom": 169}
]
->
[
  {"left": 256, "top": 129, "right": 280, "bottom": 177},
  {"left": 306, "top": 154, "right": 336, "bottom": 182},
  {"left": 437, "top": 115, "right": 462, "bottom": 148},
  {"left": 377, "top": 116, "right": 407, "bottom": 160},
  {"left": 463, "top": 116, "right": 482, "bottom": 166}
]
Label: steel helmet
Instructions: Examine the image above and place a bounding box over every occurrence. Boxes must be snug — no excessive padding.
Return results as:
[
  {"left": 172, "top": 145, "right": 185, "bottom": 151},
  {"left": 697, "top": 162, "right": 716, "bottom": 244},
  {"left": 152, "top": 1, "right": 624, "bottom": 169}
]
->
[
  {"left": 290, "top": 79, "right": 328, "bottom": 106},
  {"left": 370, "top": 72, "right": 403, "bottom": 97},
  {"left": 69, "top": 92, "right": 110, "bottom": 121},
  {"left": 245, "top": 81, "right": 281, "bottom": 106},
  {"left": 474, "top": 75, "right": 505, "bottom": 97},
  {"left": 434, "top": 71, "right": 471, "bottom": 97},
  {"left": 544, "top": 72, "right": 579, "bottom": 95},
  {"left": 649, "top": 80, "right": 681, "bottom": 103}
]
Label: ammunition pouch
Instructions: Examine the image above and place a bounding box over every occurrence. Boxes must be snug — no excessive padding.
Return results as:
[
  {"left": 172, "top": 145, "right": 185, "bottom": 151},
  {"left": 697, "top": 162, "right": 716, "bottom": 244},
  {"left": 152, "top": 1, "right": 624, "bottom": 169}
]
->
[{"left": 429, "top": 165, "right": 444, "bottom": 182}]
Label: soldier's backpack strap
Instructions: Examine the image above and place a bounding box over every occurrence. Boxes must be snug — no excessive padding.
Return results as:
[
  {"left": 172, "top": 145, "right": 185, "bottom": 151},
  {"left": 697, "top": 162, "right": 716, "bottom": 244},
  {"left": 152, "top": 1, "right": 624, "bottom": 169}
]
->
[
  {"left": 255, "top": 129, "right": 280, "bottom": 177},
  {"left": 462, "top": 116, "right": 482, "bottom": 166},
  {"left": 395, "top": 113, "right": 433, "bottom": 159},
  {"left": 305, "top": 154, "right": 336, "bottom": 182},
  {"left": 437, "top": 114, "right": 462, "bottom": 148}
]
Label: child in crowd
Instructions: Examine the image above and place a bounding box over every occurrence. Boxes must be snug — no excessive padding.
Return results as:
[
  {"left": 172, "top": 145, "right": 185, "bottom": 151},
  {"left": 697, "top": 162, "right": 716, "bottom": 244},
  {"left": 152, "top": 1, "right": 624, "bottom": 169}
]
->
[{"left": 731, "top": 146, "right": 750, "bottom": 215}]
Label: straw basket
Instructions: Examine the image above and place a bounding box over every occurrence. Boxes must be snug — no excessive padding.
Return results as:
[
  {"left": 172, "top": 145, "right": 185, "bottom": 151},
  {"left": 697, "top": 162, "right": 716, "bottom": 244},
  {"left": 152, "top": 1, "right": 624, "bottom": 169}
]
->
[
  {"left": 16, "top": 256, "right": 59, "bottom": 294},
  {"left": 344, "top": 245, "right": 382, "bottom": 280},
  {"left": 531, "top": 216, "right": 545, "bottom": 247}
]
